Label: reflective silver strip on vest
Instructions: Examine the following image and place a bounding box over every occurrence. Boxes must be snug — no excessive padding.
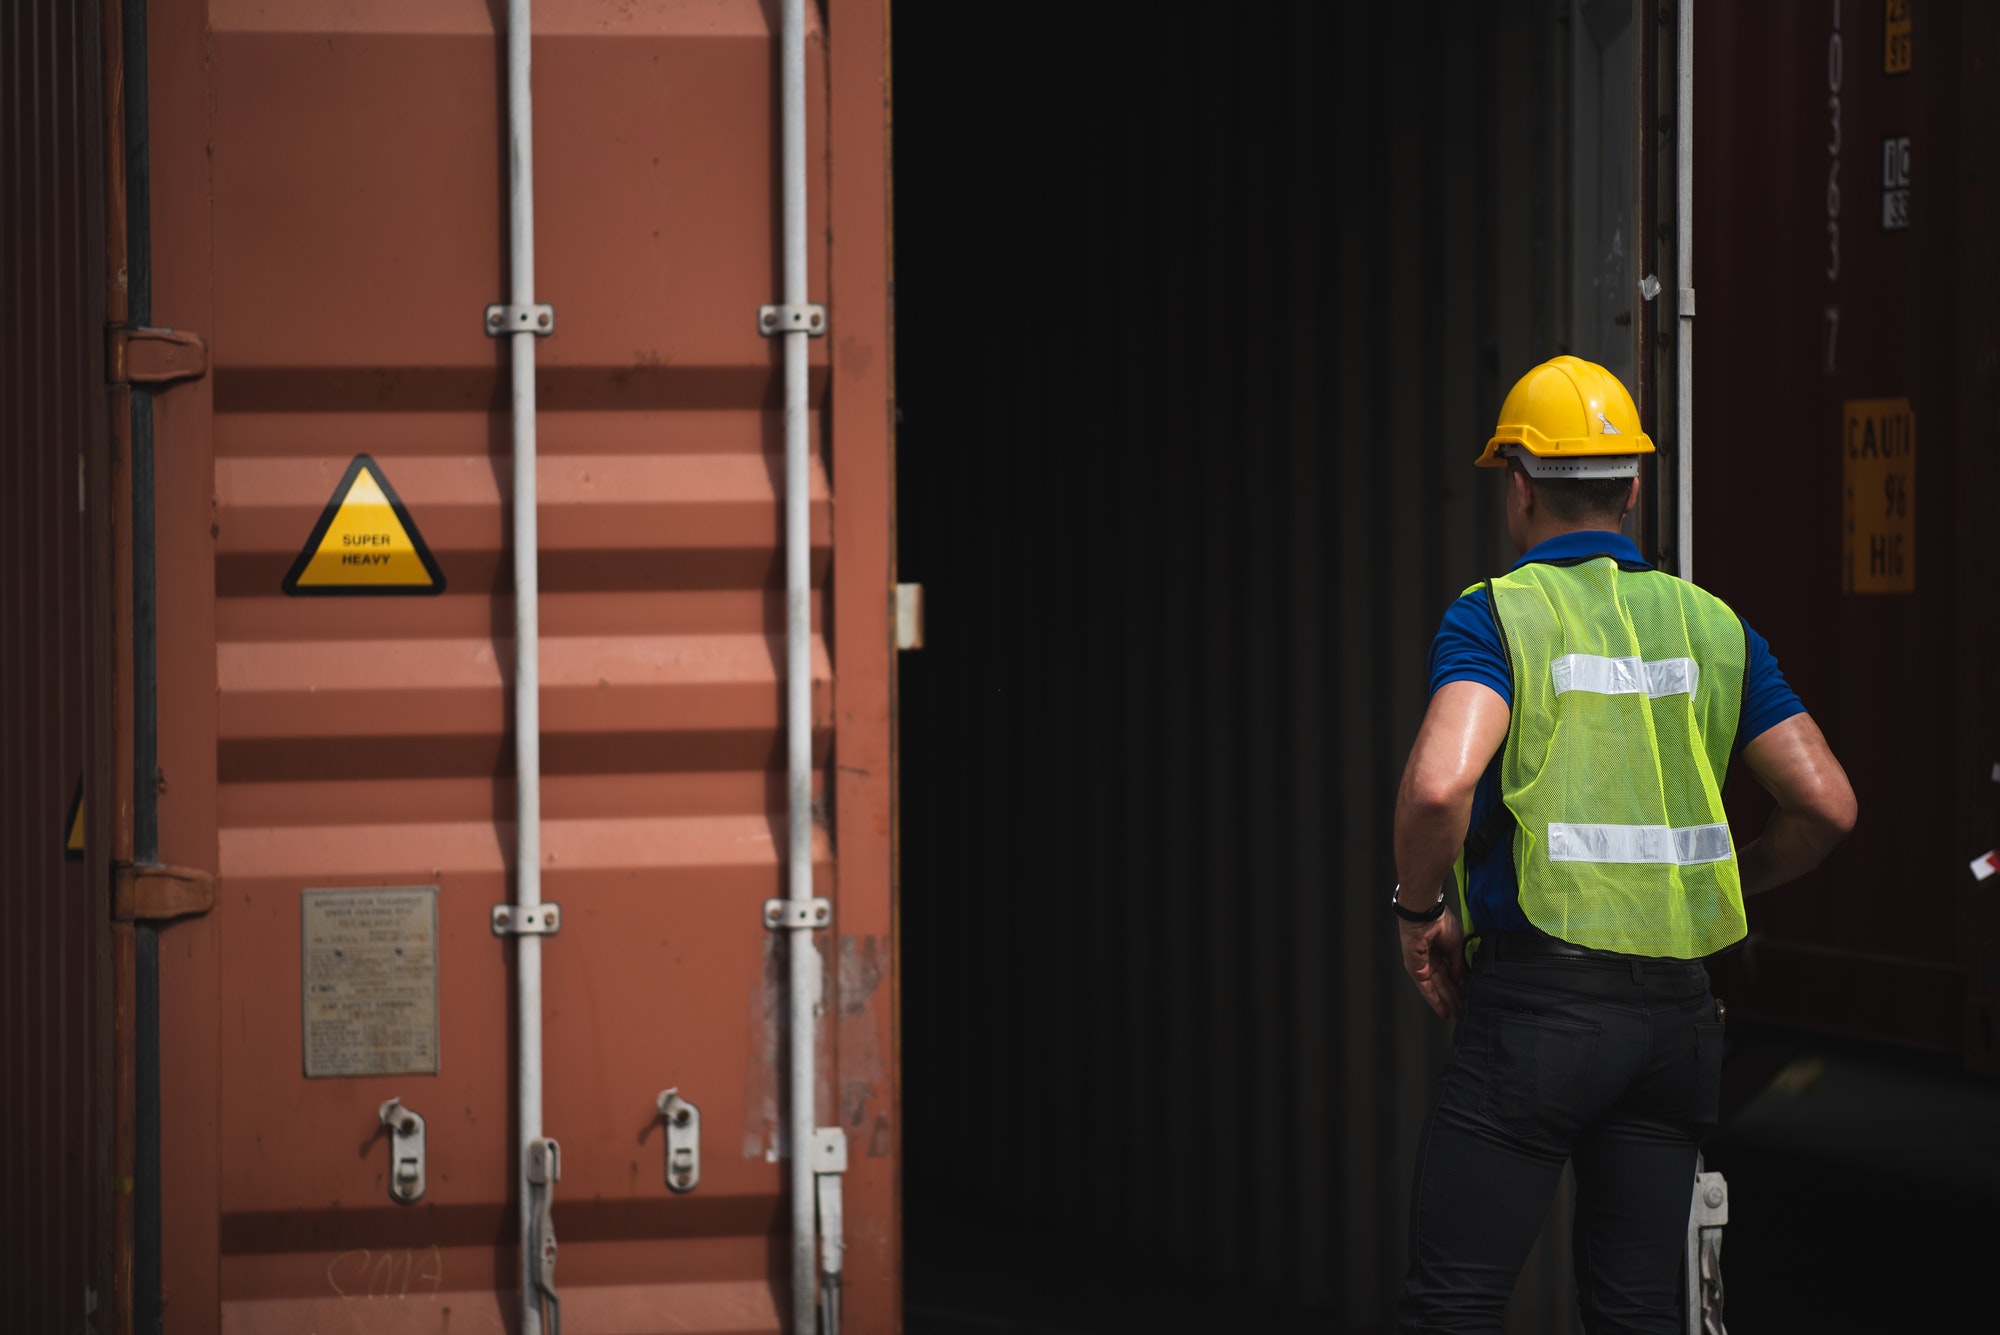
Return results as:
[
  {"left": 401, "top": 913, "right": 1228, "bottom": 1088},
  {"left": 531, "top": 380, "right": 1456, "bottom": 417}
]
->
[
  {"left": 1546, "top": 822, "right": 1733, "bottom": 865},
  {"left": 1550, "top": 653, "right": 1700, "bottom": 700}
]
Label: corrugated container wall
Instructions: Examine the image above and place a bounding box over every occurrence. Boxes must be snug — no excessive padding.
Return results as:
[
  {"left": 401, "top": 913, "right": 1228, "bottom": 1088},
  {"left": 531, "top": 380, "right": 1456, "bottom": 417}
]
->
[
  {"left": 3, "top": 0, "right": 898, "bottom": 1331},
  {"left": 895, "top": 1, "right": 1578, "bottom": 1329},
  {"left": 897, "top": 2, "right": 2000, "bottom": 1330},
  {"left": 0, "top": 0, "right": 111, "bottom": 1329},
  {"left": 145, "top": 1, "right": 896, "bottom": 1329},
  {"left": 1698, "top": 0, "right": 2000, "bottom": 1064}
]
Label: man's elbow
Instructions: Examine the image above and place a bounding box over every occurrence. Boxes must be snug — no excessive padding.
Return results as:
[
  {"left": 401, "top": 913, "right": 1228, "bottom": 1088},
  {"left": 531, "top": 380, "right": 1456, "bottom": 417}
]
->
[
  {"left": 1402, "top": 769, "right": 1474, "bottom": 820},
  {"left": 1808, "top": 775, "right": 1859, "bottom": 848}
]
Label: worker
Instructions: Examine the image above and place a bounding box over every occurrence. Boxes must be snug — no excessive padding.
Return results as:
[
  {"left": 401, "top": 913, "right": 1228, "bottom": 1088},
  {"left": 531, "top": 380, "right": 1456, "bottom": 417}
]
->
[{"left": 1392, "top": 355, "right": 1857, "bottom": 1332}]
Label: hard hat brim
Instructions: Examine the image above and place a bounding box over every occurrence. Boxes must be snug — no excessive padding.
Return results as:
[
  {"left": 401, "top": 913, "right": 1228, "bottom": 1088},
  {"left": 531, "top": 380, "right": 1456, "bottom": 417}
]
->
[
  {"left": 1477, "top": 424, "right": 1656, "bottom": 468},
  {"left": 1498, "top": 446, "right": 1640, "bottom": 479}
]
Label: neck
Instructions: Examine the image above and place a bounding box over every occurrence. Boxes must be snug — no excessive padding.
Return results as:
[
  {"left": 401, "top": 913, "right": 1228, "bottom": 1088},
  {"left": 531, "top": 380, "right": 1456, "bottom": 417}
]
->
[{"left": 1518, "top": 518, "right": 1626, "bottom": 554}]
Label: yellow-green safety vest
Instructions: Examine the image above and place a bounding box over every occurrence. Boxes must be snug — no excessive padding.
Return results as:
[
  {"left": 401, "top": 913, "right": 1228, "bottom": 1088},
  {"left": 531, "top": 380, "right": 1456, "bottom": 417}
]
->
[{"left": 1456, "top": 555, "right": 1750, "bottom": 959}]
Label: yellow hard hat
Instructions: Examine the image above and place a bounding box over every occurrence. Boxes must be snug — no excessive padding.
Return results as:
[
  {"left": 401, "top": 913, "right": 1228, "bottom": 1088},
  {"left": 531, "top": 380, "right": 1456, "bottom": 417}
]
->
[{"left": 1477, "top": 355, "right": 1654, "bottom": 477}]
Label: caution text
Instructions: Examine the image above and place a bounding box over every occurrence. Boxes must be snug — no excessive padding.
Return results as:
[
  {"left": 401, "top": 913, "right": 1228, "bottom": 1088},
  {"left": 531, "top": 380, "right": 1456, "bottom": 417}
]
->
[{"left": 1842, "top": 397, "right": 1915, "bottom": 595}]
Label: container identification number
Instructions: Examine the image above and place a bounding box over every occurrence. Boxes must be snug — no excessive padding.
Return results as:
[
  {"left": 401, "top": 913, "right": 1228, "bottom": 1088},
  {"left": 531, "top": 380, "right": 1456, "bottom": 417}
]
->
[{"left": 1881, "top": 135, "right": 1910, "bottom": 231}]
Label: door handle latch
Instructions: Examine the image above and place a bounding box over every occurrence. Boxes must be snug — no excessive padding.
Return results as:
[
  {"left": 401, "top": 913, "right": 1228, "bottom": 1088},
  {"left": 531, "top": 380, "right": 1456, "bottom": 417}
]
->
[
  {"left": 377, "top": 1098, "right": 427, "bottom": 1204},
  {"left": 526, "top": 1137, "right": 561, "bottom": 1330},
  {"left": 655, "top": 1089, "right": 701, "bottom": 1193}
]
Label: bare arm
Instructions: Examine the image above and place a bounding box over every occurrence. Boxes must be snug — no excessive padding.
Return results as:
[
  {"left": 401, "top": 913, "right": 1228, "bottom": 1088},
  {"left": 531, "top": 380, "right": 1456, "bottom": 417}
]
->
[
  {"left": 1392, "top": 681, "right": 1512, "bottom": 1018},
  {"left": 1735, "top": 712, "right": 1858, "bottom": 896}
]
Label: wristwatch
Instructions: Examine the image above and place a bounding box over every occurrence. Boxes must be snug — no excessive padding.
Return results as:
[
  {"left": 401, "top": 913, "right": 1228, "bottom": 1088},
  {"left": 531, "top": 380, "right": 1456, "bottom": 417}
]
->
[{"left": 1391, "top": 882, "right": 1447, "bottom": 924}]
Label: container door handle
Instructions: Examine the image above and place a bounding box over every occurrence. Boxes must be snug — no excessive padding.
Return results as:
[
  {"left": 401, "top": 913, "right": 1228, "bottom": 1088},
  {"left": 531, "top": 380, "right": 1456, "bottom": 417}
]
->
[{"left": 526, "top": 1137, "right": 561, "bottom": 1333}]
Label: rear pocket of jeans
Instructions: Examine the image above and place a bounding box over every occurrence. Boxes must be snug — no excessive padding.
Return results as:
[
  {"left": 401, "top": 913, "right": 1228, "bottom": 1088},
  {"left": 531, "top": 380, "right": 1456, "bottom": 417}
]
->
[
  {"left": 1480, "top": 1010, "right": 1601, "bottom": 1142},
  {"left": 1690, "top": 1021, "right": 1726, "bottom": 1128}
]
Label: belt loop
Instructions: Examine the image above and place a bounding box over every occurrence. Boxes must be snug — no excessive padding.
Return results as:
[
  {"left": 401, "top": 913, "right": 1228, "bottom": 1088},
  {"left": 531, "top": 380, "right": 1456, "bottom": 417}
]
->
[{"left": 1630, "top": 958, "right": 1644, "bottom": 986}]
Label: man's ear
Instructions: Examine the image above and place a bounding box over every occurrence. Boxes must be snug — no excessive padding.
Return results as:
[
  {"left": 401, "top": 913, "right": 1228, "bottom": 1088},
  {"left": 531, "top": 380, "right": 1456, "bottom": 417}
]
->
[
  {"left": 1620, "top": 472, "right": 1640, "bottom": 519},
  {"left": 1509, "top": 464, "right": 1534, "bottom": 515}
]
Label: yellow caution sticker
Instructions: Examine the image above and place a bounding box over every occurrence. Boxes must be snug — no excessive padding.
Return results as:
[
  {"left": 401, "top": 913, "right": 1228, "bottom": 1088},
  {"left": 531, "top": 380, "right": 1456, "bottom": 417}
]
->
[
  {"left": 282, "top": 454, "right": 445, "bottom": 596},
  {"left": 1884, "top": 0, "right": 1911, "bottom": 76},
  {"left": 66, "top": 778, "right": 83, "bottom": 860},
  {"left": 1842, "top": 398, "right": 1915, "bottom": 595}
]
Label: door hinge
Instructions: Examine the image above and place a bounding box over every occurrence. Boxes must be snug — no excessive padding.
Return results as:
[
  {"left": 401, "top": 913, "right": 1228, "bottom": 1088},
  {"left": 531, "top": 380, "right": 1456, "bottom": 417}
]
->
[
  {"left": 112, "top": 862, "right": 216, "bottom": 922},
  {"left": 107, "top": 326, "right": 208, "bottom": 387}
]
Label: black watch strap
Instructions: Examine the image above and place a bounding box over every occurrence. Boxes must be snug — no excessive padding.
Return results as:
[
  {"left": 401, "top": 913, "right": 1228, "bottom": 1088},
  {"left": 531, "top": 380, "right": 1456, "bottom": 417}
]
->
[{"left": 1391, "top": 884, "right": 1448, "bottom": 923}]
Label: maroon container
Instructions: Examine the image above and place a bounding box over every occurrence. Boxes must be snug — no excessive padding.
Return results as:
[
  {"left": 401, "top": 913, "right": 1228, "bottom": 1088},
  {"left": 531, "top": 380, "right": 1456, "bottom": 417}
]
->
[{"left": 1697, "top": 0, "right": 2000, "bottom": 1067}]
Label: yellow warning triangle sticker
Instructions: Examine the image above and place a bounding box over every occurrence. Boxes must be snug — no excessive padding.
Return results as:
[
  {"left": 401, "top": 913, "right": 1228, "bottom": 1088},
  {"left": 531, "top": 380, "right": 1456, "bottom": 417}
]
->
[
  {"left": 282, "top": 454, "right": 445, "bottom": 596},
  {"left": 65, "top": 777, "right": 84, "bottom": 860}
]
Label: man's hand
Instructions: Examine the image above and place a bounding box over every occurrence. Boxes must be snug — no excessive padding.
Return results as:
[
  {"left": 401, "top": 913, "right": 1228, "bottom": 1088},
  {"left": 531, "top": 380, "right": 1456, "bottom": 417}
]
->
[
  {"left": 1398, "top": 909, "right": 1468, "bottom": 1019},
  {"left": 1393, "top": 680, "right": 1509, "bottom": 1018}
]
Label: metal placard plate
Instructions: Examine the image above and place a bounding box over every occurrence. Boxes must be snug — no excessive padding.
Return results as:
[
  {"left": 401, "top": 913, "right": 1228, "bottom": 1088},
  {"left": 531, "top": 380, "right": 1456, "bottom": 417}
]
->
[{"left": 301, "top": 887, "right": 440, "bottom": 1078}]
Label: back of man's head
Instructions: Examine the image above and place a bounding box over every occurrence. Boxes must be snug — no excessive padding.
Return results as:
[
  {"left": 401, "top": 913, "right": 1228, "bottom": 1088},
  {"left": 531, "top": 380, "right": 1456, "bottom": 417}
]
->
[{"left": 1509, "top": 461, "right": 1630, "bottom": 527}]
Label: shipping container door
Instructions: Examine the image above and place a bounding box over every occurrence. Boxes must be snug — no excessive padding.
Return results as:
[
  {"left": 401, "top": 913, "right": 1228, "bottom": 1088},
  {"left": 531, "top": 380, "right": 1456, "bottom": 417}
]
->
[
  {"left": 141, "top": 1, "right": 896, "bottom": 1330},
  {"left": 0, "top": 2, "right": 110, "bottom": 1328},
  {"left": 1697, "top": 0, "right": 2000, "bottom": 1064}
]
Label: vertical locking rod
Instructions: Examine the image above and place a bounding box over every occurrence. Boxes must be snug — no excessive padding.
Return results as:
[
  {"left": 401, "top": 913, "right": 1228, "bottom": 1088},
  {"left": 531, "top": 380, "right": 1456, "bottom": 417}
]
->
[
  {"left": 496, "top": 0, "right": 552, "bottom": 1330},
  {"left": 777, "top": 0, "right": 820, "bottom": 1330},
  {"left": 1674, "top": 0, "right": 1696, "bottom": 579}
]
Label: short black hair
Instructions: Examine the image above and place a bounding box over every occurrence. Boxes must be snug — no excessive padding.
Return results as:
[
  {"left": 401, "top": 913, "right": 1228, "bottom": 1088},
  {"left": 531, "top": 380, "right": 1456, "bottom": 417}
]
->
[{"left": 1508, "top": 460, "right": 1631, "bottom": 525}]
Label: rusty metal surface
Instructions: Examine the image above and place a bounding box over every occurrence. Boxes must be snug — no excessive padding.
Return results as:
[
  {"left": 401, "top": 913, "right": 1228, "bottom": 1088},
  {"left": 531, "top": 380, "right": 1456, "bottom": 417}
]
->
[
  {"left": 0, "top": 0, "right": 111, "bottom": 1328},
  {"left": 135, "top": 0, "right": 896, "bottom": 1329},
  {"left": 1696, "top": 0, "right": 2000, "bottom": 1064}
]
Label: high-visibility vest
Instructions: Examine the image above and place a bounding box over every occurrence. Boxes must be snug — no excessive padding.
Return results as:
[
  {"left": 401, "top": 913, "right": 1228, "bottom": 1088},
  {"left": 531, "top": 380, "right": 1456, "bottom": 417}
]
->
[{"left": 1461, "top": 555, "right": 1750, "bottom": 959}]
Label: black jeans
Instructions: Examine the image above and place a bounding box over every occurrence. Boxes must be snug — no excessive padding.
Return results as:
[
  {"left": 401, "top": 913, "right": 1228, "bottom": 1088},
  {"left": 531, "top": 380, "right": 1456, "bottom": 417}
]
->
[{"left": 1399, "top": 936, "right": 1724, "bottom": 1334}]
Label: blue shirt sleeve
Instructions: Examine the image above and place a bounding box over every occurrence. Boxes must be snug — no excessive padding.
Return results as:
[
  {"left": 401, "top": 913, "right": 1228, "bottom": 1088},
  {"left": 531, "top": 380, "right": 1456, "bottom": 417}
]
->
[
  {"left": 1736, "top": 619, "right": 1805, "bottom": 750},
  {"left": 1427, "top": 588, "right": 1526, "bottom": 935},
  {"left": 1429, "top": 587, "right": 1512, "bottom": 704}
]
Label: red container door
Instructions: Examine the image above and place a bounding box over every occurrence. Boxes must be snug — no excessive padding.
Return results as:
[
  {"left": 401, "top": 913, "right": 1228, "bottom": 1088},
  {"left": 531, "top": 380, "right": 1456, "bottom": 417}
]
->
[{"left": 139, "top": 2, "right": 896, "bottom": 1329}]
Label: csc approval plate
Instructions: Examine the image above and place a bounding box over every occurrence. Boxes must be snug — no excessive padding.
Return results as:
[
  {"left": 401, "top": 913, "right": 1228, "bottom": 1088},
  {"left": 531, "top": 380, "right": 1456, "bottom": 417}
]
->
[{"left": 301, "top": 887, "right": 440, "bottom": 1078}]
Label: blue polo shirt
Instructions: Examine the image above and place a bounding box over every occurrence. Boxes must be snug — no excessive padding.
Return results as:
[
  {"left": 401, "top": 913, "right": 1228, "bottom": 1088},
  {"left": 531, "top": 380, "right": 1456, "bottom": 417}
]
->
[{"left": 1431, "top": 530, "right": 1805, "bottom": 937}]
